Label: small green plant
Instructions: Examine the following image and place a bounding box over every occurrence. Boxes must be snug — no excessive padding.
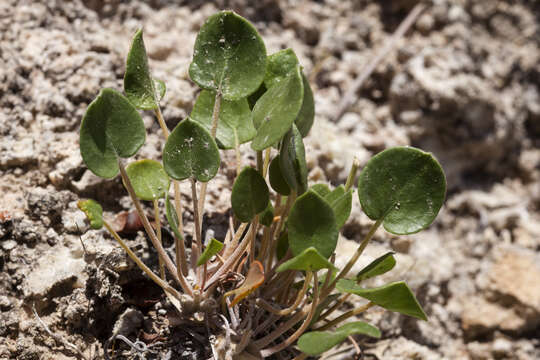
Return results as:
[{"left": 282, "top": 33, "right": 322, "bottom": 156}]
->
[{"left": 78, "top": 10, "right": 446, "bottom": 359}]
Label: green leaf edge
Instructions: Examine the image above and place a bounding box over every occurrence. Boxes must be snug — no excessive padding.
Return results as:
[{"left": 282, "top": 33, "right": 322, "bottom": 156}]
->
[
  {"left": 77, "top": 199, "right": 103, "bottom": 230},
  {"left": 125, "top": 159, "right": 170, "bottom": 201},
  {"left": 276, "top": 247, "right": 337, "bottom": 272},
  {"left": 197, "top": 238, "right": 224, "bottom": 266},
  {"left": 298, "top": 321, "right": 381, "bottom": 356},
  {"left": 336, "top": 279, "right": 428, "bottom": 321},
  {"left": 357, "top": 146, "right": 447, "bottom": 235},
  {"left": 356, "top": 252, "right": 396, "bottom": 281},
  {"left": 124, "top": 29, "right": 159, "bottom": 110}
]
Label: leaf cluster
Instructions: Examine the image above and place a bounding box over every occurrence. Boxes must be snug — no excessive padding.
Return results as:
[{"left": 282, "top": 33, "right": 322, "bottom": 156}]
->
[{"left": 78, "top": 10, "right": 446, "bottom": 359}]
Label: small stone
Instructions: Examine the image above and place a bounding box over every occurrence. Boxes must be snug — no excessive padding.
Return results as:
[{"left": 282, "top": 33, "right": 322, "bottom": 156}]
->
[
  {"left": 110, "top": 308, "right": 144, "bottom": 338},
  {"left": 416, "top": 13, "right": 434, "bottom": 34},
  {"left": 0, "top": 295, "right": 12, "bottom": 310},
  {"left": 45, "top": 228, "right": 58, "bottom": 246},
  {"left": 461, "top": 296, "right": 525, "bottom": 338},
  {"left": 391, "top": 237, "right": 412, "bottom": 253},
  {"left": 1, "top": 240, "right": 17, "bottom": 251},
  {"left": 283, "top": 7, "right": 319, "bottom": 46},
  {"left": 481, "top": 245, "right": 540, "bottom": 314},
  {"left": 492, "top": 337, "right": 512, "bottom": 355},
  {"left": 62, "top": 203, "right": 89, "bottom": 233},
  {"left": 23, "top": 245, "right": 87, "bottom": 307}
]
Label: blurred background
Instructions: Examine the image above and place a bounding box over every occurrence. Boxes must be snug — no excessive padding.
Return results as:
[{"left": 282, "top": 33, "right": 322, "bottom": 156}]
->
[{"left": 0, "top": 0, "right": 539, "bottom": 359}]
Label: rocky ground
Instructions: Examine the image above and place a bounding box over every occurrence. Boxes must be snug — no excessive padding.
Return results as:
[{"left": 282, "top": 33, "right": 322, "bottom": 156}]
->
[{"left": 1, "top": 0, "right": 539, "bottom": 359}]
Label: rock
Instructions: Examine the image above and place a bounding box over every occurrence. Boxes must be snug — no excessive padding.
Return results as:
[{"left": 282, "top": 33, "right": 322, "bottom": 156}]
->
[
  {"left": 62, "top": 201, "right": 89, "bottom": 234},
  {"left": 59, "top": 288, "right": 88, "bottom": 328},
  {"left": 72, "top": 170, "right": 108, "bottom": 193},
  {"left": 25, "top": 186, "right": 74, "bottom": 223},
  {"left": 0, "top": 136, "right": 36, "bottom": 169},
  {"left": 110, "top": 308, "right": 144, "bottom": 338},
  {"left": 0, "top": 295, "right": 12, "bottom": 311},
  {"left": 12, "top": 217, "right": 44, "bottom": 247},
  {"left": 459, "top": 244, "right": 540, "bottom": 338},
  {"left": 492, "top": 337, "right": 512, "bottom": 356},
  {"left": 283, "top": 5, "right": 320, "bottom": 46},
  {"left": 305, "top": 117, "right": 371, "bottom": 184},
  {"left": 467, "top": 336, "right": 538, "bottom": 360},
  {"left": 461, "top": 296, "right": 525, "bottom": 338},
  {"left": 0, "top": 311, "right": 19, "bottom": 338},
  {"left": 479, "top": 244, "right": 540, "bottom": 315},
  {"left": 416, "top": 13, "right": 434, "bottom": 34},
  {"left": 23, "top": 245, "right": 87, "bottom": 309},
  {"left": 368, "top": 336, "right": 443, "bottom": 359},
  {"left": 391, "top": 237, "right": 412, "bottom": 254},
  {"left": 1, "top": 240, "right": 17, "bottom": 251},
  {"left": 48, "top": 144, "right": 84, "bottom": 188},
  {"left": 389, "top": 44, "right": 524, "bottom": 188}
]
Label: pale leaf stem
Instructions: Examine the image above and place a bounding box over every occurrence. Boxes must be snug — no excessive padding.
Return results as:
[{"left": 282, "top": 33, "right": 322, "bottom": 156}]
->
[
  {"left": 118, "top": 159, "right": 192, "bottom": 295},
  {"left": 152, "top": 199, "right": 165, "bottom": 279},
  {"left": 103, "top": 220, "right": 182, "bottom": 300},
  {"left": 190, "top": 178, "right": 203, "bottom": 285},
  {"left": 256, "top": 272, "right": 312, "bottom": 316},
  {"left": 321, "top": 218, "right": 382, "bottom": 299},
  {"left": 258, "top": 272, "right": 319, "bottom": 356},
  {"left": 313, "top": 302, "right": 374, "bottom": 332}
]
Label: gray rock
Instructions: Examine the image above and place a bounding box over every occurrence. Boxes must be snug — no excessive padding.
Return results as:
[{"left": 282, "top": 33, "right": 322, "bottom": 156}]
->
[
  {"left": 0, "top": 295, "right": 12, "bottom": 311},
  {"left": 22, "top": 245, "right": 87, "bottom": 308},
  {"left": 459, "top": 244, "right": 540, "bottom": 338},
  {"left": 368, "top": 337, "right": 443, "bottom": 359}
]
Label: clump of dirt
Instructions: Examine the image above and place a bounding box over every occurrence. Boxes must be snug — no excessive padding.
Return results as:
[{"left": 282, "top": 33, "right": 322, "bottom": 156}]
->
[{"left": 1, "top": 0, "right": 539, "bottom": 359}]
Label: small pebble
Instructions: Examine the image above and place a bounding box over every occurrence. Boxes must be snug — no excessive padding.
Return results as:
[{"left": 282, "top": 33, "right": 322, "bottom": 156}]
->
[
  {"left": 1, "top": 240, "right": 17, "bottom": 251},
  {"left": 0, "top": 295, "right": 12, "bottom": 310}
]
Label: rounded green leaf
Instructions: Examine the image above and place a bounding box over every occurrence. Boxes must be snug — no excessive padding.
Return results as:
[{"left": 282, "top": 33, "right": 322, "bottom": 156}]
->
[
  {"left": 189, "top": 11, "right": 266, "bottom": 100},
  {"left": 251, "top": 67, "right": 304, "bottom": 151},
  {"left": 276, "top": 247, "right": 337, "bottom": 272},
  {"left": 288, "top": 191, "right": 338, "bottom": 259},
  {"left": 311, "top": 184, "right": 352, "bottom": 227},
  {"left": 356, "top": 252, "right": 396, "bottom": 281},
  {"left": 125, "top": 159, "right": 170, "bottom": 201},
  {"left": 269, "top": 155, "right": 291, "bottom": 196},
  {"left": 77, "top": 199, "right": 103, "bottom": 230},
  {"left": 279, "top": 125, "right": 308, "bottom": 195},
  {"left": 163, "top": 118, "right": 220, "bottom": 182},
  {"left": 231, "top": 167, "right": 269, "bottom": 223},
  {"left": 310, "top": 183, "right": 331, "bottom": 198},
  {"left": 324, "top": 185, "right": 352, "bottom": 228},
  {"left": 264, "top": 49, "right": 300, "bottom": 90},
  {"left": 358, "top": 146, "right": 446, "bottom": 235},
  {"left": 298, "top": 322, "right": 381, "bottom": 356},
  {"left": 80, "top": 88, "right": 146, "bottom": 178},
  {"left": 197, "top": 238, "right": 224, "bottom": 266},
  {"left": 295, "top": 73, "right": 315, "bottom": 137},
  {"left": 259, "top": 201, "right": 274, "bottom": 227},
  {"left": 191, "top": 90, "right": 256, "bottom": 149},
  {"left": 263, "top": 49, "right": 314, "bottom": 137},
  {"left": 336, "top": 279, "right": 428, "bottom": 321},
  {"left": 124, "top": 29, "right": 160, "bottom": 110}
]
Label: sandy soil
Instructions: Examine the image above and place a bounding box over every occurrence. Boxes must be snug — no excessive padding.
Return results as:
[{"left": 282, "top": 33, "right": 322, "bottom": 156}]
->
[{"left": 1, "top": 0, "right": 539, "bottom": 359}]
